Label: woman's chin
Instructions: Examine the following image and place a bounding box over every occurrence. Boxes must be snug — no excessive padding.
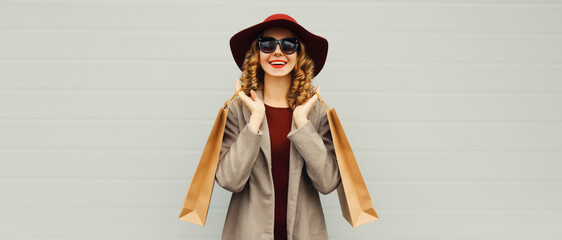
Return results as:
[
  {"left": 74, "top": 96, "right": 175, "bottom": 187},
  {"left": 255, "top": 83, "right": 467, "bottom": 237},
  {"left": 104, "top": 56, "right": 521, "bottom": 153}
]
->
[{"left": 264, "top": 69, "right": 292, "bottom": 77}]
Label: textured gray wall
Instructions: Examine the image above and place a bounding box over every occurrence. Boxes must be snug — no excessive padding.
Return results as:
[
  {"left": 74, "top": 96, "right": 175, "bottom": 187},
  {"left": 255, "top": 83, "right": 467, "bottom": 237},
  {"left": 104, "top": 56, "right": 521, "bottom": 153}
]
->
[{"left": 1, "top": 1, "right": 561, "bottom": 239}]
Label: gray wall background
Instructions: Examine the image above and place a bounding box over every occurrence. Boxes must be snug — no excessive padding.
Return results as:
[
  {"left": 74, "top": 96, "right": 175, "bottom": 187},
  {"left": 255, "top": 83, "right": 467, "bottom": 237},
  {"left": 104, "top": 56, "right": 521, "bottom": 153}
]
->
[{"left": 1, "top": 0, "right": 561, "bottom": 239}]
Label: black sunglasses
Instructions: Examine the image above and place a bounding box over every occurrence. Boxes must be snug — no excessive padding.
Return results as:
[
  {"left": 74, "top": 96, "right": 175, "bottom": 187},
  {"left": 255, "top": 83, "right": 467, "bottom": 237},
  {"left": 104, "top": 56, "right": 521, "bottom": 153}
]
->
[{"left": 257, "top": 37, "right": 299, "bottom": 54}]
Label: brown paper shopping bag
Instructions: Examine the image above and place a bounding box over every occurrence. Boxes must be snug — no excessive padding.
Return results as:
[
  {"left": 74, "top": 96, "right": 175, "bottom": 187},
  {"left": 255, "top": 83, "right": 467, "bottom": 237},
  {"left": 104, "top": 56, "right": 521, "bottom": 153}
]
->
[
  {"left": 316, "top": 93, "right": 380, "bottom": 227},
  {"left": 178, "top": 89, "right": 242, "bottom": 226}
]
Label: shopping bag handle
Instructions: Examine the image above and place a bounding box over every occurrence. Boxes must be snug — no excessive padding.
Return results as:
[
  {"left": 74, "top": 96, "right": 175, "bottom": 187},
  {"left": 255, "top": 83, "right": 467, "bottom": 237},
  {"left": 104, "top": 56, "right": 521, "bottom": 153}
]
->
[
  {"left": 222, "top": 89, "right": 244, "bottom": 110},
  {"left": 314, "top": 91, "right": 330, "bottom": 113}
]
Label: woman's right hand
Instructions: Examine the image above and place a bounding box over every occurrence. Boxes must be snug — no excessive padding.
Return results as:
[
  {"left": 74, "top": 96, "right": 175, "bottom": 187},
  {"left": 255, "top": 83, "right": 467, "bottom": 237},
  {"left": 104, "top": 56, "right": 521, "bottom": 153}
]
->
[{"left": 235, "top": 78, "right": 265, "bottom": 133}]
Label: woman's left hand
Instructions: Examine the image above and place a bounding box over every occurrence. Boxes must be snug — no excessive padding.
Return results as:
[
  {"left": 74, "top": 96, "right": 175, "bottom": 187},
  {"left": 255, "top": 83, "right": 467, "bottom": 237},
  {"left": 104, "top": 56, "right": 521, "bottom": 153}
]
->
[{"left": 293, "top": 86, "right": 321, "bottom": 128}]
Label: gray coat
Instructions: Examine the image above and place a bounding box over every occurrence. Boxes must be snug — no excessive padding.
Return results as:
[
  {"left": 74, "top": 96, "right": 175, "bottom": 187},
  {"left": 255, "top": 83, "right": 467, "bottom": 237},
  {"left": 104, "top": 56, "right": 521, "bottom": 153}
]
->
[{"left": 215, "top": 88, "right": 341, "bottom": 240}]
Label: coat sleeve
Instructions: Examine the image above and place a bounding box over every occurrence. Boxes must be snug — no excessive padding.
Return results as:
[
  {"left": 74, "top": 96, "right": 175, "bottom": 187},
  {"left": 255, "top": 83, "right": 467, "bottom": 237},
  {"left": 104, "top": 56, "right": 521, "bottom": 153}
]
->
[
  {"left": 215, "top": 100, "right": 263, "bottom": 193},
  {"left": 287, "top": 101, "right": 341, "bottom": 195}
]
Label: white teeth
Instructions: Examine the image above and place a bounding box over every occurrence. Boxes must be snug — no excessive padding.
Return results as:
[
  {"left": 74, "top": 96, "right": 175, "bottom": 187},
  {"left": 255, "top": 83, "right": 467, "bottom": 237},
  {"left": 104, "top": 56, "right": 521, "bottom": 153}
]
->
[{"left": 270, "top": 61, "right": 286, "bottom": 65}]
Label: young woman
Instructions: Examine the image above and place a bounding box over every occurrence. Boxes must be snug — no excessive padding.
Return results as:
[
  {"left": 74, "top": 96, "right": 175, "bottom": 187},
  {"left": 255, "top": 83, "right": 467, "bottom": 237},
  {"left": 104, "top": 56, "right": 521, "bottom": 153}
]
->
[{"left": 215, "top": 14, "right": 341, "bottom": 240}]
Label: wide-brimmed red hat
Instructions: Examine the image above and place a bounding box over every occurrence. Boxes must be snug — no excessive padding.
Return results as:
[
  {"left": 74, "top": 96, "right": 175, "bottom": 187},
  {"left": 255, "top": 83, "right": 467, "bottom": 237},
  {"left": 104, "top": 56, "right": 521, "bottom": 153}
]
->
[{"left": 230, "top": 14, "right": 328, "bottom": 76}]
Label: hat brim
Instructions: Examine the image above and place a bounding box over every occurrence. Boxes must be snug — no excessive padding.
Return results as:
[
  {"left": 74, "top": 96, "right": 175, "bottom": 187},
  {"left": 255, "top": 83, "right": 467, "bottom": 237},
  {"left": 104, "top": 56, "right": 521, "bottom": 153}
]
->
[{"left": 230, "top": 19, "right": 328, "bottom": 77}]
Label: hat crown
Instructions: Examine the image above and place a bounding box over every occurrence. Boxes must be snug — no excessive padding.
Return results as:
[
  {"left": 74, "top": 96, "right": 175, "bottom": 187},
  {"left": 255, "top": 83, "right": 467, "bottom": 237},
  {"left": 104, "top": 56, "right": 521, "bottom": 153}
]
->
[{"left": 263, "top": 14, "right": 297, "bottom": 23}]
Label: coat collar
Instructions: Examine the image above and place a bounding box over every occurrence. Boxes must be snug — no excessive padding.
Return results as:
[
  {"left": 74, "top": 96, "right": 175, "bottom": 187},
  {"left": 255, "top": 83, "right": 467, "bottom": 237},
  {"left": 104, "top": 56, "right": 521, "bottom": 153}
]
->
[{"left": 240, "top": 88, "right": 303, "bottom": 235}]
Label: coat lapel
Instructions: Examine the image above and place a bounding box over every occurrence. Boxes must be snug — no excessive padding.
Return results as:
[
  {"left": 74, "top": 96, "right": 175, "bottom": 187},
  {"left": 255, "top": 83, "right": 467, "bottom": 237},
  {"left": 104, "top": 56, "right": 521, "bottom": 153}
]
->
[{"left": 241, "top": 88, "right": 304, "bottom": 237}]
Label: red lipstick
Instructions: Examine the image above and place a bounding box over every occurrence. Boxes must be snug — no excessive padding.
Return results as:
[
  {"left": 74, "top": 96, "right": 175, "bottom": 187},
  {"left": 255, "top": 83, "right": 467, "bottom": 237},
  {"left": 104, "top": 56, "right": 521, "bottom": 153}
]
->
[{"left": 269, "top": 59, "right": 287, "bottom": 68}]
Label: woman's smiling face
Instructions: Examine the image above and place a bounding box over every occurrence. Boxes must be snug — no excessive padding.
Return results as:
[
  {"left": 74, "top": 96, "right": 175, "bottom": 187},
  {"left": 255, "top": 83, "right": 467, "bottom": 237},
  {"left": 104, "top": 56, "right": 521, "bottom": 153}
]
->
[{"left": 259, "top": 27, "right": 298, "bottom": 77}]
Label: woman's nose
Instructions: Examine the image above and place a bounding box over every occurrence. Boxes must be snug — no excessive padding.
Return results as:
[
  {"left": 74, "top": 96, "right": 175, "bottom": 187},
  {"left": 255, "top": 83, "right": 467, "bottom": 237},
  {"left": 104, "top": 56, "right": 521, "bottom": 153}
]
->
[{"left": 272, "top": 43, "right": 283, "bottom": 56}]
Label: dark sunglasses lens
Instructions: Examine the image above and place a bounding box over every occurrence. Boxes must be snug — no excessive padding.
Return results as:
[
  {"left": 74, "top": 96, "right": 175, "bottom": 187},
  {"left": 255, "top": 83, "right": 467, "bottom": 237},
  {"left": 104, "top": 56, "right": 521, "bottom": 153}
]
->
[
  {"left": 281, "top": 39, "right": 298, "bottom": 53},
  {"left": 259, "top": 38, "right": 276, "bottom": 53}
]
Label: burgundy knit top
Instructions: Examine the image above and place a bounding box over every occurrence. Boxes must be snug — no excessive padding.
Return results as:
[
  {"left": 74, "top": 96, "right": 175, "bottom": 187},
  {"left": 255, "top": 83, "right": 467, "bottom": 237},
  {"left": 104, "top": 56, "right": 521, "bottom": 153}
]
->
[{"left": 264, "top": 103, "right": 292, "bottom": 240}]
